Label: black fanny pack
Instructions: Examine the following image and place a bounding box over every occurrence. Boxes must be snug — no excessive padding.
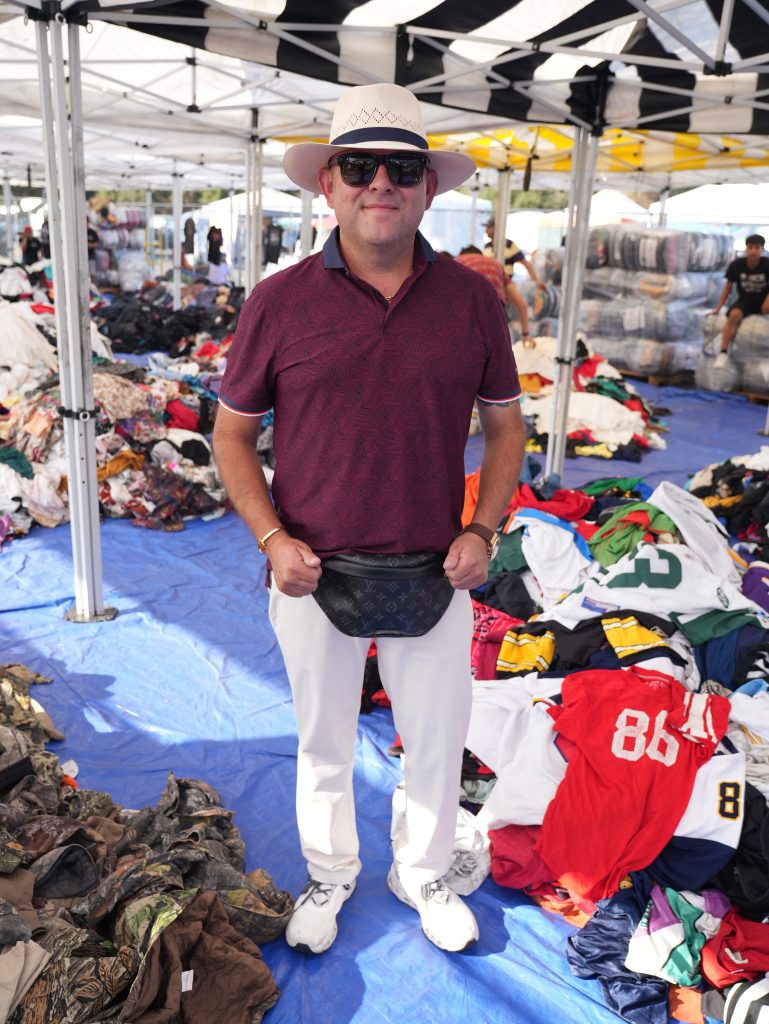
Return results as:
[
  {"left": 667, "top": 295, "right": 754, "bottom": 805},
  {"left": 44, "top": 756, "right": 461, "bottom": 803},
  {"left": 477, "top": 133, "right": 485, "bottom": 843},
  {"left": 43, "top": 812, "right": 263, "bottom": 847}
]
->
[{"left": 311, "top": 551, "right": 454, "bottom": 638}]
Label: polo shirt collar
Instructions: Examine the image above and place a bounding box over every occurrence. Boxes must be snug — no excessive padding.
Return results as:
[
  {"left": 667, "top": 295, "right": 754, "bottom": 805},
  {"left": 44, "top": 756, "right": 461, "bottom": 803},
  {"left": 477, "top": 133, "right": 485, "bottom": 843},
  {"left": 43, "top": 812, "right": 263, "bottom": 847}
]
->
[{"left": 322, "top": 227, "right": 436, "bottom": 270}]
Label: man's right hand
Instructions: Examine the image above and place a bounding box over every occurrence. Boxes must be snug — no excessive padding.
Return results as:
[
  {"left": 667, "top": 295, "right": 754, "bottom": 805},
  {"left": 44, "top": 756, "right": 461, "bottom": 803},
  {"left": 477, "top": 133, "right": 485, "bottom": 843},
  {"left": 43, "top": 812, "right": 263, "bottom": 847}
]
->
[
  {"left": 706, "top": 309, "right": 719, "bottom": 316},
  {"left": 266, "top": 533, "right": 322, "bottom": 596}
]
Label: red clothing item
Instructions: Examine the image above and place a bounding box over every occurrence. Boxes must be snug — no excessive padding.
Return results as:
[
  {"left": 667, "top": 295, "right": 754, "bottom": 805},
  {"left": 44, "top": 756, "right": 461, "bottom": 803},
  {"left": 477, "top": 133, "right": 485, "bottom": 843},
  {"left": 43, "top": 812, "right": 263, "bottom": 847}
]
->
[
  {"left": 701, "top": 911, "right": 769, "bottom": 988},
  {"left": 471, "top": 599, "right": 522, "bottom": 679},
  {"left": 516, "top": 482, "right": 594, "bottom": 521},
  {"left": 489, "top": 823, "right": 552, "bottom": 889},
  {"left": 165, "top": 398, "right": 200, "bottom": 432},
  {"left": 536, "top": 667, "right": 730, "bottom": 902}
]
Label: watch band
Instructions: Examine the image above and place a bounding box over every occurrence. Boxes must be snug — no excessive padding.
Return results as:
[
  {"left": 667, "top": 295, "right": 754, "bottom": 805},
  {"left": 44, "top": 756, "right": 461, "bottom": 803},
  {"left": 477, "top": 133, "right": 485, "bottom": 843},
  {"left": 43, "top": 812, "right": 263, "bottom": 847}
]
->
[
  {"left": 461, "top": 522, "right": 494, "bottom": 543},
  {"left": 257, "top": 526, "right": 284, "bottom": 552}
]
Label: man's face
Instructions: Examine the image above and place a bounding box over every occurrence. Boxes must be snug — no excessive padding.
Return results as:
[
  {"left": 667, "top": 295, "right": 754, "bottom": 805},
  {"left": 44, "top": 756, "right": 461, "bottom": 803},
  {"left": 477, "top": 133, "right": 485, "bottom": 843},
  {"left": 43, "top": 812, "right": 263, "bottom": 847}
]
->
[
  {"left": 318, "top": 150, "right": 437, "bottom": 256},
  {"left": 746, "top": 242, "right": 764, "bottom": 264}
]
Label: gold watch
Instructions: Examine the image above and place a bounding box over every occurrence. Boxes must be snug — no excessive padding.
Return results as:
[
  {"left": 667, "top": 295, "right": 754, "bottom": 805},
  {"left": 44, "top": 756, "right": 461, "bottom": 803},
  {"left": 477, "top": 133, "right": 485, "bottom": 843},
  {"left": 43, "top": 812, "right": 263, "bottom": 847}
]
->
[{"left": 460, "top": 522, "right": 499, "bottom": 560}]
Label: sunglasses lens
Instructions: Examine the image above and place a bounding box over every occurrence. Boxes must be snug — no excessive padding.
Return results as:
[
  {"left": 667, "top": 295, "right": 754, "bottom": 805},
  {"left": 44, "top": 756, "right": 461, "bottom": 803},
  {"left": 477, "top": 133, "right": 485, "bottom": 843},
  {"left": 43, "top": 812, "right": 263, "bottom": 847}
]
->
[
  {"left": 338, "top": 155, "right": 378, "bottom": 186},
  {"left": 386, "top": 156, "right": 427, "bottom": 185},
  {"left": 332, "top": 153, "right": 428, "bottom": 187}
]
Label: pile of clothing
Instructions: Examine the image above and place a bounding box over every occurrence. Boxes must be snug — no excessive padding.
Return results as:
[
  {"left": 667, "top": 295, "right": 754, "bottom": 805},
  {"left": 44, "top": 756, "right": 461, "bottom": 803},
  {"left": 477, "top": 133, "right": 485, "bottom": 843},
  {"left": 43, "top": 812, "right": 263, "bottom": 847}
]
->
[
  {"left": 458, "top": 471, "right": 769, "bottom": 1024},
  {"left": 0, "top": 660, "right": 291, "bottom": 1023},
  {"left": 0, "top": 300, "right": 231, "bottom": 539},
  {"left": 96, "top": 282, "right": 244, "bottom": 355},
  {"left": 513, "top": 336, "right": 669, "bottom": 462}
]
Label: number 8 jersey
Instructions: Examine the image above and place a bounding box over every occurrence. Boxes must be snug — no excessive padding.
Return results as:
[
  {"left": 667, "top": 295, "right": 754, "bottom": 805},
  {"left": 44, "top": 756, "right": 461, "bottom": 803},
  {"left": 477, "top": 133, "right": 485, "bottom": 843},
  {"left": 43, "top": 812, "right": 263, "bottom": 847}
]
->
[{"left": 535, "top": 666, "right": 731, "bottom": 902}]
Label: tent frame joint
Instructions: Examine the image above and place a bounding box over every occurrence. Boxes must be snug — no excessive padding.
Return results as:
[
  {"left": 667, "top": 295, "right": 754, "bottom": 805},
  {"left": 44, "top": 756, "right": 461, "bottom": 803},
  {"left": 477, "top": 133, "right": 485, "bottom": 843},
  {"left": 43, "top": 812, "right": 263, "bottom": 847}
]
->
[
  {"left": 58, "top": 405, "right": 96, "bottom": 422},
  {"left": 704, "top": 59, "right": 733, "bottom": 77}
]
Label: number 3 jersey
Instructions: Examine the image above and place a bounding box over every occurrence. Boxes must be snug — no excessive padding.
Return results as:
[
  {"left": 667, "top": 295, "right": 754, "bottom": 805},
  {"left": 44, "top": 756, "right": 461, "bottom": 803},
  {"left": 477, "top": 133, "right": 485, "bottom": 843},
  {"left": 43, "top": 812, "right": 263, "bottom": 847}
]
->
[{"left": 535, "top": 666, "right": 731, "bottom": 902}]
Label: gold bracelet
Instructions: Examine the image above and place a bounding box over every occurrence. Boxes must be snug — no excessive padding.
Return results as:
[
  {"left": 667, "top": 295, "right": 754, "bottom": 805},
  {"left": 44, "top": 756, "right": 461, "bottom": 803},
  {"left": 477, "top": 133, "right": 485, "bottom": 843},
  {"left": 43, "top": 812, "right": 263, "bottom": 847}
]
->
[{"left": 257, "top": 526, "right": 284, "bottom": 553}]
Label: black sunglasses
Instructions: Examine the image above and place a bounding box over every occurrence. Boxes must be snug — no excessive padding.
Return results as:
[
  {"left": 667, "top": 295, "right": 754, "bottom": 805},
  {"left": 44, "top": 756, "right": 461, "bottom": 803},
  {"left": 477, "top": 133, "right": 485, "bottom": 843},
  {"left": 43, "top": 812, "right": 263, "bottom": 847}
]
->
[{"left": 328, "top": 152, "right": 429, "bottom": 188}]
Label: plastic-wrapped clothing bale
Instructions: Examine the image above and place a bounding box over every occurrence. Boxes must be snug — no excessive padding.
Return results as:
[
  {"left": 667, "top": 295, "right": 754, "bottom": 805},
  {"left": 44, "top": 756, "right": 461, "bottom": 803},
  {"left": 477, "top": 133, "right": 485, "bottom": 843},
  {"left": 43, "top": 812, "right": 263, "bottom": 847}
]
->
[
  {"left": 532, "top": 247, "right": 564, "bottom": 284},
  {"left": 738, "top": 358, "right": 769, "bottom": 394},
  {"left": 578, "top": 297, "right": 702, "bottom": 342},
  {"left": 518, "top": 281, "right": 561, "bottom": 321},
  {"left": 598, "top": 226, "right": 732, "bottom": 274},
  {"left": 730, "top": 314, "right": 769, "bottom": 364},
  {"left": 695, "top": 352, "right": 741, "bottom": 392},
  {"left": 588, "top": 337, "right": 700, "bottom": 375},
  {"left": 582, "top": 266, "right": 722, "bottom": 304}
]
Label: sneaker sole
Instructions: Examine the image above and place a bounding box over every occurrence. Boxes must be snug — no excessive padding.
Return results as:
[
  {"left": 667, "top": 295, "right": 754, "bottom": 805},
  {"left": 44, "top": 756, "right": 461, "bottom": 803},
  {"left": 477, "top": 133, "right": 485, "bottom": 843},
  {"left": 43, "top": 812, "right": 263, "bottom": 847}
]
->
[
  {"left": 285, "top": 880, "right": 356, "bottom": 955},
  {"left": 387, "top": 866, "right": 478, "bottom": 953}
]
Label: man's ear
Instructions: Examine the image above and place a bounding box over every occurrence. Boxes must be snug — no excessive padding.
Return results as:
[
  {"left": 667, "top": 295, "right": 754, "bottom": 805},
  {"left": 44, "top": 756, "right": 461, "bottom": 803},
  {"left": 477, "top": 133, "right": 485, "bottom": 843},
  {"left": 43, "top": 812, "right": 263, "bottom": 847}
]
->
[
  {"left": 424, "top": 168, "right": 438, "bottom": 211},
  {"left": 318, "top": 167, "right": 335, "bottom": 208}
]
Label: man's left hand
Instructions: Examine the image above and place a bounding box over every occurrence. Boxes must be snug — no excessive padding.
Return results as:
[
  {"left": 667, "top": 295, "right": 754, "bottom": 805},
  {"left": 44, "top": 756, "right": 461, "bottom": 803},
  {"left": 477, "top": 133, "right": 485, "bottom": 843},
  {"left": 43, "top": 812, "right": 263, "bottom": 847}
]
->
[{"left": 443, "top": 533, "right": 490, "bottom": 590}]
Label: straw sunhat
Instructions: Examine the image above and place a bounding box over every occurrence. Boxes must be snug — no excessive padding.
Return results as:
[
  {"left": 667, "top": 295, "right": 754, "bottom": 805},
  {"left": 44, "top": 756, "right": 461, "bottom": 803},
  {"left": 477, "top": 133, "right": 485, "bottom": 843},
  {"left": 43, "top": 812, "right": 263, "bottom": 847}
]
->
[{"left": 283, "top": 83, "right": 476, "bottom": 195}]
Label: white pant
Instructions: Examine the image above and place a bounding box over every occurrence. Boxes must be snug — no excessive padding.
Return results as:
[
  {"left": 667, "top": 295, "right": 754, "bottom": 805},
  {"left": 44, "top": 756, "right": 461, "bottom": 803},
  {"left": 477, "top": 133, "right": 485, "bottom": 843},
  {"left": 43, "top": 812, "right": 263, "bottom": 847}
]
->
[{"left": 269, "top": 586, "right": 473, "bottom": 890}]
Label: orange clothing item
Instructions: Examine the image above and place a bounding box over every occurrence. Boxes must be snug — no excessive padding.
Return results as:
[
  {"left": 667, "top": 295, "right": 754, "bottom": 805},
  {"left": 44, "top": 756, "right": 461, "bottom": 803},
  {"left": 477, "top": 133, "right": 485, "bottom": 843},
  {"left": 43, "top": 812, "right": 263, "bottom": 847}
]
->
[{"left": 462, "top": 467, "right": 519, "bottom": 526}]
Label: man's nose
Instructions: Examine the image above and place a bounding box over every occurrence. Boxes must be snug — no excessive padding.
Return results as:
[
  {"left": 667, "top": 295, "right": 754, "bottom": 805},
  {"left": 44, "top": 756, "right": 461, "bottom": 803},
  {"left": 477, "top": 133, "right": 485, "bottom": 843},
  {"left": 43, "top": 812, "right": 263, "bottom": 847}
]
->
[{"left": 368, "top": 161, "right": 393, "bottom": 190}]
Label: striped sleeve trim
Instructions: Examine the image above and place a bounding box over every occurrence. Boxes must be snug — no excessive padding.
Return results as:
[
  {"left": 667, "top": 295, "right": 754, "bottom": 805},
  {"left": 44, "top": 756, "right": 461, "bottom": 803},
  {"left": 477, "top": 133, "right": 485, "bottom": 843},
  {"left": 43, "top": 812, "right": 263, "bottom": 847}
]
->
[
  {"left": 217, "top": 396, "right": 271, "bottom": 418},
  {"left": 476, "top": 390, "right": 522, "bottom": 404}
]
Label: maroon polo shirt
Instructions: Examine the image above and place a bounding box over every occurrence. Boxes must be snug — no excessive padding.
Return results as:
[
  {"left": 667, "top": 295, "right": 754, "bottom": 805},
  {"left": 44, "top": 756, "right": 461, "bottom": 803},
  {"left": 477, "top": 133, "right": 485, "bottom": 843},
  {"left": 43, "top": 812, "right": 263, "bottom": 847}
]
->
[{"left": 219, "top": 229, "right": 520, "bottom": 557}]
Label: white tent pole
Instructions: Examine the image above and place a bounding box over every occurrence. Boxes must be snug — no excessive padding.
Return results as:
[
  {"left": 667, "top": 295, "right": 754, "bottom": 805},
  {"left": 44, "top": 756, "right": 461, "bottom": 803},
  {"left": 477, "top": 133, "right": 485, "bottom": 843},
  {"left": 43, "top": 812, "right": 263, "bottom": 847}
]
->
[
  {"left": 245, "top": 134, "right": 253, "bottom": 292},
  {"left": 469, "top": 173, "right": 479, "bottom": 247},
  {"left": 172, "top": 161, "right": 182, "bottom": 309},
  {"left": 46, "top": 15, "right": 114, "bottom": 622},
  {"left": 545, "top": 128, "right": 599, "bottom": 480},
  {"left": 254, "top": 136, "right": 264, "bottom": 285},
  {"left": 228, "top": 186, "right": 235, "bottom": 267},
  {"left": 543, "top": 129, "right": 584, "bottom": 480},
  {"left": 493, "top": 169, "right": 511, "bottom": 266},
  {"left": 300, "top": 189, "right": 313, "bottom": 258},
  {"left": 144, "top": 189, "right": 153, "bottom": 276},
  {"left": 2, "top": 177, "right": 12, "bottom": 259}
]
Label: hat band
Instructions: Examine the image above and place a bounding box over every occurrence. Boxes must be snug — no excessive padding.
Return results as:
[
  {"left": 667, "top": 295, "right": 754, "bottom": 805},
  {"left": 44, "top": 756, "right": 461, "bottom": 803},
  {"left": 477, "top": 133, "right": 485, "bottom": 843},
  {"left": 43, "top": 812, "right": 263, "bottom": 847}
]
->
[{"left": 331, "top": 126, "right": 429, "bottom": 149}]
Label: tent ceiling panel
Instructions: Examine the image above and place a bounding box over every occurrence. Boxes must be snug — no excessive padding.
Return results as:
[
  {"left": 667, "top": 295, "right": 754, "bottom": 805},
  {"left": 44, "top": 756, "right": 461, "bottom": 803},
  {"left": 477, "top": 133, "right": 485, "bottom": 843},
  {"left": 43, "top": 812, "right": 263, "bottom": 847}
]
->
[
  {"left": 24, "top": 0, "right": 769, "bottom": 134},
  {"left": 4, "top": 2, "right": 769, "bottom": 194}
]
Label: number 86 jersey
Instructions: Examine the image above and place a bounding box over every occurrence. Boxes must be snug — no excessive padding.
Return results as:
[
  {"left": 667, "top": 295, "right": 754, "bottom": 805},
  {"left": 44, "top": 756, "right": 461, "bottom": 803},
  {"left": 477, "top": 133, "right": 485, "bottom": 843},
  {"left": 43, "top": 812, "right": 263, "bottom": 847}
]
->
[{"left": 535, "top": 665, "right": 731, "bottom": 902}]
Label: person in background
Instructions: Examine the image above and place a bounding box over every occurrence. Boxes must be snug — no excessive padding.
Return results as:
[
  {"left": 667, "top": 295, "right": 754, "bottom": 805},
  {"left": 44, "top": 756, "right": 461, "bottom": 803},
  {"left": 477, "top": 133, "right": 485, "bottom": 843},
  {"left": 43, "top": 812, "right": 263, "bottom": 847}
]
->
[
  {"left": 456, "top": 245, "right": 533, "bottom": 345},
  {"left": 709, "top": 233, "right": 769, "bottom": 368},
  {"left": 19, "top": 226, "right": 41, "bottom": 266},
  {"left": 213, "top": 82, "right": 524, "bottom": 958},
  {"left": 484, "top": 217, "right": 541, "bottom": 287},
  {"left": 207, "top": 225, "right": 224, "bottom": 266}
]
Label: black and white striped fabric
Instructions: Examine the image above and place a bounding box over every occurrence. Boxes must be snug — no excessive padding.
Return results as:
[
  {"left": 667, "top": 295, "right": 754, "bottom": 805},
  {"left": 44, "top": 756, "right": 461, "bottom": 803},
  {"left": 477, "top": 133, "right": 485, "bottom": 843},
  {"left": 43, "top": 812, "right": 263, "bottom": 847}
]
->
[
  {"left": 724, "top": 975, "right": 769, "bottom": 1024},
  {"left": 67, "top": 0, "right": 769, "bottom": 133}
]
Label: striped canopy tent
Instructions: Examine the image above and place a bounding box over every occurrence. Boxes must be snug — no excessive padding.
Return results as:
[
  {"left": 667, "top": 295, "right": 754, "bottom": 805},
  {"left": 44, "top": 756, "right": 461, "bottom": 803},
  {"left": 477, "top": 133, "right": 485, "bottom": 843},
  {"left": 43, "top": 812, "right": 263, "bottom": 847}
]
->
[{"left": 4, "top": 0, "right": 769, "bottom": 621}]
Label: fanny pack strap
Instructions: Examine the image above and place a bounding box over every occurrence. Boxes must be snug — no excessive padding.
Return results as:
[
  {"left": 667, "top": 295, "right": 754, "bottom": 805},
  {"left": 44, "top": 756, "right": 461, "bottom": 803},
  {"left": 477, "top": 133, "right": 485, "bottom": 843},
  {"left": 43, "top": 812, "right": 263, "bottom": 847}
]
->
[{"left": 321, "top": 555, "right": 445, "bottom": 580}]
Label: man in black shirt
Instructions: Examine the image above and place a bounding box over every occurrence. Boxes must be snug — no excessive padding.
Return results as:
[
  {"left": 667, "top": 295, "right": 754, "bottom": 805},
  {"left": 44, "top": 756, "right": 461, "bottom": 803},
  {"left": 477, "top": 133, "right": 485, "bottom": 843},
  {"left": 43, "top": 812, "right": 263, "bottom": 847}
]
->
[{"left": 710, "top": 234, "right": 769, "bottom": 367}]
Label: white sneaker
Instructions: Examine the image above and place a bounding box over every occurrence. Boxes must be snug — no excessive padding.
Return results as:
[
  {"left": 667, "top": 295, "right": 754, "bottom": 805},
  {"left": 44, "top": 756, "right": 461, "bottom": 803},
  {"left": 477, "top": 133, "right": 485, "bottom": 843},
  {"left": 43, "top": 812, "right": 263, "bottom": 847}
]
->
[
  {"left": 285, "top": 878, "right": 356, "bottom": 954},
  {"left": 713, "top": 351, "right": 728, "bottom": 369},
  {"left": 387, "top": 864, "right": 479, "bottom": 952}
]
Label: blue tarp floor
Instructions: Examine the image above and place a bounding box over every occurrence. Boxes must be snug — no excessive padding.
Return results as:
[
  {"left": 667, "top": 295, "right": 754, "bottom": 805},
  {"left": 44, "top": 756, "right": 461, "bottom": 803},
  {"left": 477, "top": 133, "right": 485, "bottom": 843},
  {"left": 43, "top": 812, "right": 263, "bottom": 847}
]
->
[{"left": 1, "top": 381, "right": 765, "bottom": 1024}]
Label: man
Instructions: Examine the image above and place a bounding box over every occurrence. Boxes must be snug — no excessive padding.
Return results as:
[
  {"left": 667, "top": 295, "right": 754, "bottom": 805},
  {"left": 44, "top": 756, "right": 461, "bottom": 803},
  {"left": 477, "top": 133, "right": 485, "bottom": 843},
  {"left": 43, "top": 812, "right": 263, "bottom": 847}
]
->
[
  {"left": 456, "top": 245, "right": 534, "bottom": 345},
  {"left": 709, "top": 234, "right": 769, "bottom": 368},
  {"left": 212, "top": 83, "right": 525, "bottom": 956},
  {"left": 484, "top": 216, "right": 541, "bottom": 287},
  {"left": 19, "top": 226, "right": 41, "bottom": 266}
]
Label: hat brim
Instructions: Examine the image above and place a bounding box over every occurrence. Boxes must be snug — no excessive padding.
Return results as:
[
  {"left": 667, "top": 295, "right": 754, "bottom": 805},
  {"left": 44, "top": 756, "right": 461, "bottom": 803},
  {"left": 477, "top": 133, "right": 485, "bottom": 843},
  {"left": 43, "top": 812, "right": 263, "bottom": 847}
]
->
[{"left": 283, "top": 141, "right": 476, "bottom": 195}]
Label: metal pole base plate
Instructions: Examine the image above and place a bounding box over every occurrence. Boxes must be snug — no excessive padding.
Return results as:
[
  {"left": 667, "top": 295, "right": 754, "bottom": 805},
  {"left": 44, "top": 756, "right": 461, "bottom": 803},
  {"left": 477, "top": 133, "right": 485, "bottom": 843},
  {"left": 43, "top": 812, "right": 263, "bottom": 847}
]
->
[{"left": 64, "top": 606, "right": 118, "bottom": 623}]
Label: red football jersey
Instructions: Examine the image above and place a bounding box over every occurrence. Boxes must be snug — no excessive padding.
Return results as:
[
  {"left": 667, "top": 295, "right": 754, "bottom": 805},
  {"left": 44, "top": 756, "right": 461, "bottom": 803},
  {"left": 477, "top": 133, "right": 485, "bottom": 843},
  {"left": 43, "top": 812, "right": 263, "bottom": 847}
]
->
[{"left": 536, "top": 666, "right": 730, "bottom": 901}]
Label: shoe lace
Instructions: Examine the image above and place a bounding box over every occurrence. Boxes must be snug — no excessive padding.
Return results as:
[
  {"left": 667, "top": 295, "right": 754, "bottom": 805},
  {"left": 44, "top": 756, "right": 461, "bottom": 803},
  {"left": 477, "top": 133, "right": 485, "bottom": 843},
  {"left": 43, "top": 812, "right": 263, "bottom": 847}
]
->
[
  {"left": 299, "top": 879, "right": 339, "bottom": 908},
  {"left": 420, "top": 880, "right": 450, "bottom": 905}
]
